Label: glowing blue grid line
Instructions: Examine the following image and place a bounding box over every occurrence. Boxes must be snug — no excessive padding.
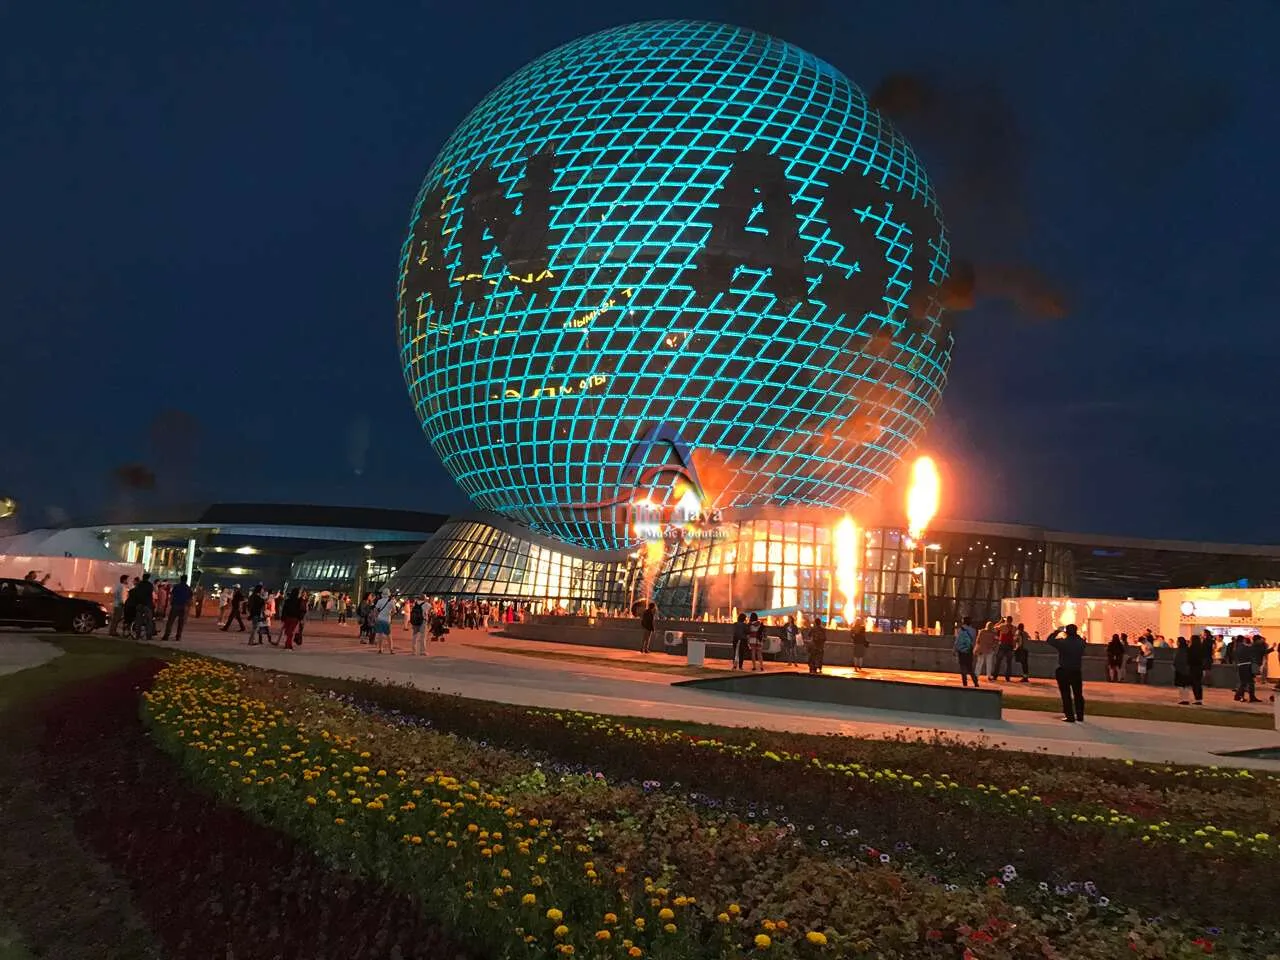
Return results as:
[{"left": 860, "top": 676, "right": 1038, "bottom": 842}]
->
[{"left": 397, "top": 20, "right": 952, "bottom": 550}]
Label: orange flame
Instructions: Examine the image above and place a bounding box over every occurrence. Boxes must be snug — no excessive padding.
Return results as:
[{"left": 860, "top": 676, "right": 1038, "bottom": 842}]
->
[
  {"left": 833, "top": 515, "right": 860, "bottom": 625},
  {"left": 905, "top": 456, "right": 941, "bottom": 541}
]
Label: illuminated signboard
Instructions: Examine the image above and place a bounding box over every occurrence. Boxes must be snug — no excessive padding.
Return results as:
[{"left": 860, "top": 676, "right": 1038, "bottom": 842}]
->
[
  {"left": 1179, "top": 599, "right": 1253, "bottom": 619},
  {"left": 398, "top": 20, "right": 951, "bottom": 549}
]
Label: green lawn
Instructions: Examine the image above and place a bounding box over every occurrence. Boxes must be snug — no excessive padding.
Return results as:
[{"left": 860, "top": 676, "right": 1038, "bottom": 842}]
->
[{"left": 0, "top": 635, "right": 174, "bottom": 713}]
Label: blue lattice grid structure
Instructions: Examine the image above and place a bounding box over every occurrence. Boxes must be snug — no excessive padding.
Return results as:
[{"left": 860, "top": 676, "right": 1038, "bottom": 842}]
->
[{"left": 398, "top": 19, "right": 951, "bottom": 551}]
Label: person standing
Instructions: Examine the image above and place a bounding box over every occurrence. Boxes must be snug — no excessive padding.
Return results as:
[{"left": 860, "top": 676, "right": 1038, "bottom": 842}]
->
[
  {"left": 640, "top": 601, "right": 657, "bottom": 654},
  {"left": 807, "top": 616, "right": 827, "bottom": 674},
  {"left": 280, "top": 588, "right": 305, "bottom": 650},
  {"left": 1106, "top": 634, "right": 1126, "bottom": 682},
  {"left": 161, "top": 575, "right": 192, "bottom": 641},
  {"left": 731, "top": 613, "right": 748, "bottom": 670},
  {"left": 429, "top": 605, "right": 447, "bottom": 648},
  {"left": 747, "top": 612, "right": 765, "bottom": 671},
  {"left": 1233, "top": 634, "right": 1266, "bottom": 703},
  {"left": 410, "top": 595, "right": 428, "bottom": 655},
  {"left": 781, "top": 615, "right": 799, "bottom": 667},
  {"left": 373, "top": 588, "right": 396, "bottom": 653},
  {"left": 850, "top": 619, "right": 870, "bottom": 673},
  {"left": 109, "top": 574, "right": 129, "bottom": 636},
  {"left": 975, "top": 621, "right": 998, "bottom": 680},
  {"left": 954, "top": 617, "right": 978, "bottom": 687},
  {"left": 993, "top": 617, "right": 1016, "bottom": 681},
  {"left": 221, "top": 586, "right": 246, "bottom": 632},
  {"left": 1045, "top": 623, "right": 1086, "bottom": 722},
  {"left": 246, "top": 586, "right": 270, "bottom": 645},
  {"left": 1013, "top": 623, "right": 1031, "bottom": 682},
  {"left": 1174, "top": 636, "right": 1193, "bottom": 705},
  {"left": 1187, "top": 633, "right": 1206, "bottom": 705},
  {"left": 193, "top": 585, "right": 205, "bottom": 619},
  {"left": 1136, "top": 634, "right": 1155, "bottom": 684},
  {"left": 132, "top": 573, "right": 156, "bottom": 641}
]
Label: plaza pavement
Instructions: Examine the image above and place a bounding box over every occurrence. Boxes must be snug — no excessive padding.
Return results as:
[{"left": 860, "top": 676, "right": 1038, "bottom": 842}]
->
[
  {"left": 0, "top": 634, "right": 63, "bottom": 676},
  {"left": 102, "top": 614, "right": 1280, "bottom": 771}
]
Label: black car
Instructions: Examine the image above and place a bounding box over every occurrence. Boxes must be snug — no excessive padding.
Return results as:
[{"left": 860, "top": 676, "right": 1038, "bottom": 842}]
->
[{"left": 0, "top": 578, "right": 108, "bottom": 633}]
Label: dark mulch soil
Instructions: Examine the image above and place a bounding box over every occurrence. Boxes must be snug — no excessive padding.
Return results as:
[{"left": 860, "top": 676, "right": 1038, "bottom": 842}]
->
[{"left": 26, "top": 658, "right": 472, "bottom": 960}]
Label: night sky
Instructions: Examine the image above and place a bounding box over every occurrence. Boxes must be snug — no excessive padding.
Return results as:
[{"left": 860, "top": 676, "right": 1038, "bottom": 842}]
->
[{"left": 3, "top": 0, "right": 1276, "bottom": 542}]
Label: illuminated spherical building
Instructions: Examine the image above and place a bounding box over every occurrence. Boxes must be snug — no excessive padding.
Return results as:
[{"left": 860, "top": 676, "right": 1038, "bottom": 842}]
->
[{"left": 399, "top": 19, "right": 951, "bottom": 554}]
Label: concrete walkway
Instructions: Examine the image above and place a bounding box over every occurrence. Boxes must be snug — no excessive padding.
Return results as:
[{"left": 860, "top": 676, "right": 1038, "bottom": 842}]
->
[
  {"left": 0, "top": 635, "right": 63, "bottom": 677},
  {"left": 136, "top": 618, "right": 1280, "bottom": 771}
]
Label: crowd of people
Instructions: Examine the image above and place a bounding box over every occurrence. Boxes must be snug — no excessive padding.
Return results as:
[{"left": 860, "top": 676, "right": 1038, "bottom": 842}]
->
[{"left": 108, "top": 572, "right": 198, "bottom": 641}]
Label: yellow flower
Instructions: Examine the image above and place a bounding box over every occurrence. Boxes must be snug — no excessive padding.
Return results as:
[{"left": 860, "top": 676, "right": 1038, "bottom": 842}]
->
[
  {"left": 595, "top": 930, "right": 611, "bottom": 941},
  {"left": 547, "top": 908, "right": 564, "bottom": 922},
  {"left": 663, "top": 923, "right": 677, "bottom": 934},
  {"left": 410, "top": 836, "right": 422, "bottom": 845},
  {"left": 522, "top": 894, "right": 537, "bottom": 906},
  {"left": 305, "top": 796, "right": 317, "bottom": 806},
  {"left": 763, "top": 920, "right": 777, "bottom": 932},
  {"left": 603, "top": 913, "right": 618, "bottom": 924},
  {"left": 718, "top": 913, "right": 730, "bottom": 924},
  {"left": 806, "top": 931, "right": 828, "bottom": 946},
  {"left": 334, "top": 817, "right": 345, "bottom": 825},
  {"left": 628, "top": 949, "right": 642, "bottom": 959},
  {"left": 728, "top": 904, "right": 742, "bottom": 916},
  {"left": 558, "top": 947, "right": 574, "bottom": 957},
  {"left": 658, "top": 908, "right": 675, "bottom": 921},
  {"left": 554, "top": 924, "right": 569, "bottom": 938},
  {"left": 755, "top": 934, "right": 772, "bottom": 949},
  {"left": 634, "top": 918, "right": 645, "bottom": 930}
]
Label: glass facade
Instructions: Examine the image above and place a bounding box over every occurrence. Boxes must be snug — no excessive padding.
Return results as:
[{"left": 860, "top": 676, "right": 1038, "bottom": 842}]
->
[
  {"left": 657, "top": 519, "right": 836, "bottom": 620},
  {"left": 391, "top": 518, "right": 630, "bottom": 612}
]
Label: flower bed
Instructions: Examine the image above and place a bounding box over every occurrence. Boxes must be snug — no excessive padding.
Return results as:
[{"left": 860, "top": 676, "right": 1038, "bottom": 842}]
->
[
  {"left": 143, "top": 660, "right": 1273, "bottom": 958},
  {"left": 32, "top": 658, "right": 468, "bottom": 960}
]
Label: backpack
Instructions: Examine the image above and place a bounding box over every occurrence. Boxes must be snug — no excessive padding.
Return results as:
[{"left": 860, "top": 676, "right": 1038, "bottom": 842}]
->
[
  {"left": 954, "top": 626, "right": 976, "bottom": 654},
  {"left": 410, "top": 602, "right": 425, "bottom": 627}
]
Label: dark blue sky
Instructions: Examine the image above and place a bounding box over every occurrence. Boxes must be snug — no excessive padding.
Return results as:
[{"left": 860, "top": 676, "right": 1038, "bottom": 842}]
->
[{"left": 3, "top": 0, "right": 1276, "bottom": 541}]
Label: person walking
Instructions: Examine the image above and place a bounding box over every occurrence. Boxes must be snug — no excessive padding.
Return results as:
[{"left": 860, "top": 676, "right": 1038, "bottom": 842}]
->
[
  {"left": 975, "top": 621, "right": 998, "bottom": 680},
  {"left": 731, "top": 613, "right": 748, "bottom": 670},
  {"left": 640, "top": 601, "right": 657, "bottom": 654},
  {"left": 373, "top": 588, "right": 396, "bottom": 653},
  {"left": 161, "top": 575, "right": 192, "bottom": 641},
  {"left": 954, "top": 617, "right": 979, "bottom": 687},
  {"left": 221, "top": 586, "right": 246, "bottom": 632},
  {"left": 280, "top": 587, "right": 305, "bottom": 650},
  {"left": 1106, "top": 633, "right": 1126, "bottom": 682},
  {"left": 747, "top": 612, "right": 765, "bottom": 671},
  {"left": 109, "top": 573, "right": 129, "bottom": 636},
  {"left": 1045, "top": 623, "right": 1086, "bottom": 722},
  {"left": 850, "top": 619, "right": 870, "bottom": 673},
  {"left": 410, "top": 595, "right": 428, "bottom": 655},
  {"left": 807, "top": 616, "right": 827, "bottom": 674}
]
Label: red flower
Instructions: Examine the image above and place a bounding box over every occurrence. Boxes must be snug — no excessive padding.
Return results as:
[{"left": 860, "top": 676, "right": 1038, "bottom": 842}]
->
[
  {"left": 986, "top": 876, "right": 1002, "bottom": 887},
  {"left": 963, "top": 949, "right": 978, "bottom": 960},
  {"left": 925, "top": 930, "right": 943, "bottom": 942},
  {"left": 970, "top": 931, "right": 994, "bottom": 944},
  {"left": 866, "top": 848, "right": 880, "bottom": 859},
  {"left": 1192, "top": 938, "right": 1215, "bottom": 954}
]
